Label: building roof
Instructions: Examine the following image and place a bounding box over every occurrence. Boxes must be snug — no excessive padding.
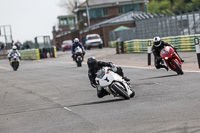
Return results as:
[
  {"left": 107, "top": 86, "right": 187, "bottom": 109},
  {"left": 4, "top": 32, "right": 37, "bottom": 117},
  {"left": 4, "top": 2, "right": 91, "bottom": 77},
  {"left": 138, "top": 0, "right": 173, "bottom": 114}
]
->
[
  {"left": 80, "top": 0, "right": 144, "bottom": 7},
  {"left": 114, "top": 26, "right": 130, "bottom": 31},
  {"left": 57, "top": 15, "right": 75, "bottom": 19},
  {"left": 81, "top": 11, "right": 155, "bottom": 33},
  {"left": 74, "top": 0, "right": 145, "bottom": 11}
]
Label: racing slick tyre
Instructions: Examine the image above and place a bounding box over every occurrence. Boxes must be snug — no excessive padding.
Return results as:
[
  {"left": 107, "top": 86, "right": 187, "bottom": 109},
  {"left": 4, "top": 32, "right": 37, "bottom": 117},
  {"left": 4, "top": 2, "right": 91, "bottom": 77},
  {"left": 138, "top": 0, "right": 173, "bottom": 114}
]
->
[
  {"left": 172, "top": 60, "right": 184, "bottom": 75},
  {"left": 111, "top": 83, "right": 130, "bottom": 100},
  {"left": 76, "top": 58, "right": 82, "bottom": 67},
  {"left": 130, "top": 90, "right": 135, "bottom": 98},
  {"left": 12, "top": 62, "right": 18, "bottom": 71}
]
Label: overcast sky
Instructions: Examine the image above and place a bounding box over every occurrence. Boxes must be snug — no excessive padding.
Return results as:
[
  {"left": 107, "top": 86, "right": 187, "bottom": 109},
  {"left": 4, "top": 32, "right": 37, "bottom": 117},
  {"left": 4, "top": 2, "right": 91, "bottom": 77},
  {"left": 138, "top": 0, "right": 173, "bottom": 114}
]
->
[{"left": 0, "top": 0, "right": 68, "bottom": 43}]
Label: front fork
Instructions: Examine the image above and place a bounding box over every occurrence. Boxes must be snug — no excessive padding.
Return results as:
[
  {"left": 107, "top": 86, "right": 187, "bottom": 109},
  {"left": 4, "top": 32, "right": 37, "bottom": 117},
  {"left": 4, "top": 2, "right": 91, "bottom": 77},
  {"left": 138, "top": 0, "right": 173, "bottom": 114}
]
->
[{"left": 112, "top": 81, "right": 133, "bottom": 96}]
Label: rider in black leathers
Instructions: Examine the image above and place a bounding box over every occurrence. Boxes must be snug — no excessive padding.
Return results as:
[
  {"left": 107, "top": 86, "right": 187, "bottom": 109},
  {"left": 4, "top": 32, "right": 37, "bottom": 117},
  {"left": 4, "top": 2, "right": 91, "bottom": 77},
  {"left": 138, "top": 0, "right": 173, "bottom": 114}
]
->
[
  {"left": 87, "top": 57, "right": 130, "bottom": 98},
  {"left": 152, "top": 36, "right": 184, "bottom": 71}
]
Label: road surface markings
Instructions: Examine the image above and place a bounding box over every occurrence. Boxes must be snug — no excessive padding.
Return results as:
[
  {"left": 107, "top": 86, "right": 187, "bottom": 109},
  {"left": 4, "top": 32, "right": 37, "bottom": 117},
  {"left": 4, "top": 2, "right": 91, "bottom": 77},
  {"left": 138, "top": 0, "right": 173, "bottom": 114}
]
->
[
  {"left": 121, "top": 65, "right": 200, "bottom": 73},
  {"left": 0, "top": 66, "right": 11, "bottom": 71},
  {"left": 61, "top": 61, "right": 87, "bottom": 65},
  {"left": 64, "top": 107, "right": 72, "bottom": 112},
  {"left": 61, "top": 61, "right": 74, "bottom": 64},
  {"left": 60, "top": 61, "right": 200, "bottom": 73}
]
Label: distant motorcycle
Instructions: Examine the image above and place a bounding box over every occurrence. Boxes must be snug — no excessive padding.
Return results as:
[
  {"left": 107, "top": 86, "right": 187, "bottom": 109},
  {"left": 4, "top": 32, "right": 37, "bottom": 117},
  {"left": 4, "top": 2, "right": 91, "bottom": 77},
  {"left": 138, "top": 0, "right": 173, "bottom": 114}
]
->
[
  {"left": 160, "top": 46, "right": 183, "bottom": 75},
  {"left": 10, "top": 53, "right": 20, "bottom": 71},
  {"left": 95, "top": 67, "right": 135, "bottom": 100},
  {"left": 74, "top": 46, "right": 84, "bottom": 67}
]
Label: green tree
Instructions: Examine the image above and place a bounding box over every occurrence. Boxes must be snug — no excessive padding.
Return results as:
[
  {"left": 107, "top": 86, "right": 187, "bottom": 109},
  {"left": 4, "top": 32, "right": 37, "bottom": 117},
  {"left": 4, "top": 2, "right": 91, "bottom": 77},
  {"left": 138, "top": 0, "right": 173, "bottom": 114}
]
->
[
  {"left": 0, "top": 41, "right": 3, "bottom": 45},
  {"left": 188, "top": 0, "right": 200, "bottom": 10},
  {"left": 148, "top": 0, "right": 199, "bottom": 14},
  {"left": 147, "top": 0, "right": 171, "bottom": 14},
  {"left": 0, "top": 42, "right": 4, "bottom": 49},
  {"left": 22, "top": 40, "right": 34, "bottom": 49}
]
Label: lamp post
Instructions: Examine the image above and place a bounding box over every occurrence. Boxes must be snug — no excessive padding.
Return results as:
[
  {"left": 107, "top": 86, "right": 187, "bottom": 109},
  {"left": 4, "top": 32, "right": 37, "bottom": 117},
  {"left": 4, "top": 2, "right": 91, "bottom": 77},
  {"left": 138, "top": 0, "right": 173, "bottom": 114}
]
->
[
  {"left": 86, "top": 0, "right": 90, "bottom": 27},
  {"left": 145, "top": 0, "right": 149, "bottom": 13}
]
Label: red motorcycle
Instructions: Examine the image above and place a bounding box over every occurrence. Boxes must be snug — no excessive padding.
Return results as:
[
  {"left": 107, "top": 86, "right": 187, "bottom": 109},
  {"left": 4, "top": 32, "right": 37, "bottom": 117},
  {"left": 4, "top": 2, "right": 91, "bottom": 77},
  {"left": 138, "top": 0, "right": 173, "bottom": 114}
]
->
[{"left": 160, "top": 46, "right": 184, "bottom": 75}]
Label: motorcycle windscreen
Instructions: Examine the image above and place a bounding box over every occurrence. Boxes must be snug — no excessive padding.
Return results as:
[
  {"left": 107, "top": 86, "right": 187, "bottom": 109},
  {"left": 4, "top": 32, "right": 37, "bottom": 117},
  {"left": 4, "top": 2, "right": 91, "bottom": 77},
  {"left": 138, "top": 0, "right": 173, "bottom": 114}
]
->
[{"left": 160, "top": 46, "right": 173, "bottom": 59}]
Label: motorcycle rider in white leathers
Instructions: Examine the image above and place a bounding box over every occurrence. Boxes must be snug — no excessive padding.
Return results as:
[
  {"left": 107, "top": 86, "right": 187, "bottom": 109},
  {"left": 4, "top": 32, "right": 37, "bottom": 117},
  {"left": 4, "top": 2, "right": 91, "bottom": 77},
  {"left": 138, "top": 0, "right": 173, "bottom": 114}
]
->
[{"left": 8, "top": 46, "right": 21, "bottom": 61}]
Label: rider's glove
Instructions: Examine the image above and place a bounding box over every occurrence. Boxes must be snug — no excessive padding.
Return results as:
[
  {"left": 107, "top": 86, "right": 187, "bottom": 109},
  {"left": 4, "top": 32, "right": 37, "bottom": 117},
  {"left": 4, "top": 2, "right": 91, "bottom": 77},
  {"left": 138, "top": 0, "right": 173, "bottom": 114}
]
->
[
  {"left": 109, "top": 62, "right": 117, "bottom": 72},
  {"left": 173, "top": 47, "right": 177, "bottom": 51},
  {"left": 109, "top": 62, "right": 115, "bottom": 68}
]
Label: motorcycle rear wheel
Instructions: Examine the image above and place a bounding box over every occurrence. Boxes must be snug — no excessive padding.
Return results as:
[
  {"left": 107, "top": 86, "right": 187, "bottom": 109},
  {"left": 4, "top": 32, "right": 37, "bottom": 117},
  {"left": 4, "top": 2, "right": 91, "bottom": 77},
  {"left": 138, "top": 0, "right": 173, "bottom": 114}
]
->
[
  {"left": 111, "top": 83, "right": 130, "bottom": 100},
  {"left": 172, "top": 60, "right": 184, "bottom": 75}
]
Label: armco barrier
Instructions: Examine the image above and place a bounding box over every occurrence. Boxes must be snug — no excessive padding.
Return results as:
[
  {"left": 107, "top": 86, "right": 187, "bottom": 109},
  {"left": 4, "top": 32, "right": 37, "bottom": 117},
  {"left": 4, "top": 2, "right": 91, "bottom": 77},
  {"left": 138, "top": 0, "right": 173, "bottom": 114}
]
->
[
  {"left": 110, "top": 34, "right": 200, "bottom": 53},
  {"left": 19, "top": 46, "right": 57, "bottom": 60}
]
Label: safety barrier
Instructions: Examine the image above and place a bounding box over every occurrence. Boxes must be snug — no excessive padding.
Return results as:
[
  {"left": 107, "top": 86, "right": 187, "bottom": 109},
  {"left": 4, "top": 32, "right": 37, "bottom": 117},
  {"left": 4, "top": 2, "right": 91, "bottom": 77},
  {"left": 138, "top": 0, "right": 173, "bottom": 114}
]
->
[
  {"left": 108, "top": 41, "right": 117, "bottom": 48},
  {"left": 19, "top": 46, "right": 57, "bottom": 60},
  {"left": 110, "top": 34, "right": 200, "bottom": 53},
  {"left": 19, "top": 49, "right": 40, "bottom": 60}
]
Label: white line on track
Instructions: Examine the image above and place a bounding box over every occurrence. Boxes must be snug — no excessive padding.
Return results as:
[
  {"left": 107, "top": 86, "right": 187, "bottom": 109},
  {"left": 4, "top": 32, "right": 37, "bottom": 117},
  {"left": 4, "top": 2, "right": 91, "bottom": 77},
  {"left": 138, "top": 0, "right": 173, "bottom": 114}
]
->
[
  {"left": 61, "top": 61, "right": 200, "bottom": 73},
  {"left": 64, "top": 107, "right": 72, "bottom": 112},
  {"left": 183, "top": 70, "right": 200, "bottom": 73},
  {"left": 121, "top": 65, "right": 154, "bottom": 69},
  {"left": 121, "top": 65, "right": 200, "bottom": 73}
]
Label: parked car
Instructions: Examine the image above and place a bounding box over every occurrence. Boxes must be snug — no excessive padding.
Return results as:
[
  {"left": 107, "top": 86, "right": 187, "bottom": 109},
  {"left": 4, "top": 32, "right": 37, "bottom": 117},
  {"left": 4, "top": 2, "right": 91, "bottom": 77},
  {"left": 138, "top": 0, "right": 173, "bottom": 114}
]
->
[
  {"left": 85, "top": 34, "right": 103, "bottom": 50},
  {"left": 62, "top": 40, "right": 73, "bottom": 51}
]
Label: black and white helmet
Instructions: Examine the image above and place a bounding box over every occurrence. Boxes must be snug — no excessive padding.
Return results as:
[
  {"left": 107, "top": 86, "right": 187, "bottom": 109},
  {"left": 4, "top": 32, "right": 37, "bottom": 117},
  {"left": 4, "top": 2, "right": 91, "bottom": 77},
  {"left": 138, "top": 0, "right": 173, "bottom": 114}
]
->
[{"left": 153, "top": 36, "right": 161, "bottom": 47}]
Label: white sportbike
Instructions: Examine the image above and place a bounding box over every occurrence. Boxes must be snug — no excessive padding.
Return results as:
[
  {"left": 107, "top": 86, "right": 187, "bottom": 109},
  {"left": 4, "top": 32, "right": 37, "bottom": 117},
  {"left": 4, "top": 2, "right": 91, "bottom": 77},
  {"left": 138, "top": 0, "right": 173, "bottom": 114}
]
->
[
  {"left": 95, "top": 67, "right": 135, "bottom": 100},
  {"left": 74, "top": 46, "right": 83, "bottom": 67}
]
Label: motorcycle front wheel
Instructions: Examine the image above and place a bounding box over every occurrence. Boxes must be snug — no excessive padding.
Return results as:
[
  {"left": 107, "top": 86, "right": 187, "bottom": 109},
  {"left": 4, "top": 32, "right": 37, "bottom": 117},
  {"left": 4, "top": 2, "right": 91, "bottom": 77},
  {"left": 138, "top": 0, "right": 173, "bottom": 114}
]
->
[
  {"left": 12, "top": 62, "right": 18, "bottom": 71},
  {"left": 76, "top": 58, "right": 82, "bottom": 67},
  {"left": 111, "top": 83, "right": 130, "bottom": 100},
  {"left": 172, "top": 60, "right": 183, "bottom": 75}
]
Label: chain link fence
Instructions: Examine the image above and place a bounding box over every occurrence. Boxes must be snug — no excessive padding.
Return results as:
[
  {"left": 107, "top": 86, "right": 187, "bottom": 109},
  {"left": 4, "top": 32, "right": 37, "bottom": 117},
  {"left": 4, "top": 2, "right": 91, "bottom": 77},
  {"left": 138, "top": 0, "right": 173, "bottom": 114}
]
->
[{"left": 109, "top": 11, "right": 200, "bottom": 41}]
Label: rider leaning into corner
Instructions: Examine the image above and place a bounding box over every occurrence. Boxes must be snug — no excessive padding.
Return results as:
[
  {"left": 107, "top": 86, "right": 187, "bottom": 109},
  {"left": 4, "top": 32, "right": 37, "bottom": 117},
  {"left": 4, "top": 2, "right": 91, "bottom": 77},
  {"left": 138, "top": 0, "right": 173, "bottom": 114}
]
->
[
  {"left": 71, "top": 38, "right": 85, "bottom": 60},
  {"left": 87, "top": 57, "right": 131, "bottom": 98},
  {"left": 8, "top": 46, "right": 21, "bottom": 61},
  {"left": 152, "top": 36, "right": 184, "bottom": 71}
]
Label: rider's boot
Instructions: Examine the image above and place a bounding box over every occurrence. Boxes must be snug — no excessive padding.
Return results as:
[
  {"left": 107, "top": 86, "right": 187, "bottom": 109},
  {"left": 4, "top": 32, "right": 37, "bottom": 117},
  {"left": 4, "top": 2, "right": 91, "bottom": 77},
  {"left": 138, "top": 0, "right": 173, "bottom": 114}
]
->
[
  {"left": 97, "top": 87, "right": 109, "bottom": 98},
  {"left": 82, "top": 56, "right": 84, "bottom": 61},
  {"left": 164, "top": 66, "right": 169, "bottom": 71}
]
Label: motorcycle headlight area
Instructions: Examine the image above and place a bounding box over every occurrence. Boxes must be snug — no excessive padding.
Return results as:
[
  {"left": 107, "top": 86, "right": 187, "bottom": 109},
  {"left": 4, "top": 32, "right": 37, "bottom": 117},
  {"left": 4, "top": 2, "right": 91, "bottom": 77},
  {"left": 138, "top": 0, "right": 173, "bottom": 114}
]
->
[
  {"left": 164, "top": 57, "right": 169, "bottom": 60},
  {"left": 96, "top": 69, "right": 105, "bottom": 78}
]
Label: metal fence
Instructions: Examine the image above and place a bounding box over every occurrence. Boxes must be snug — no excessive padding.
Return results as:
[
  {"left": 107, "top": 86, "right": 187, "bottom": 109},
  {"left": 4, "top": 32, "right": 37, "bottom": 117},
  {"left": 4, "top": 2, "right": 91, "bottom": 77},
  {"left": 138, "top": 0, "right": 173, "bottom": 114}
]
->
[{"left": 109, "top": 11, "right": 200, "bottom": 41}]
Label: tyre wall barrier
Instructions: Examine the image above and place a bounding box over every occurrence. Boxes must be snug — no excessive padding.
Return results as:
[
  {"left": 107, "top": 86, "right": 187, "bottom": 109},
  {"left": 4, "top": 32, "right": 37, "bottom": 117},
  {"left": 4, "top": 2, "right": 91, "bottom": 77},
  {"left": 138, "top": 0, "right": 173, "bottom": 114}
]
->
[
  {"left": 108, "top": 41, "right": 117, "bottom": 48},
  {"left": 19, "top": 46, "right": 57, "bottom": 60},
  {"left": 110, "top": 34, "right": 200, "bottom": 53},
  {"left": 19, "top": 49, "right": 40, "bottom": 60}
]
